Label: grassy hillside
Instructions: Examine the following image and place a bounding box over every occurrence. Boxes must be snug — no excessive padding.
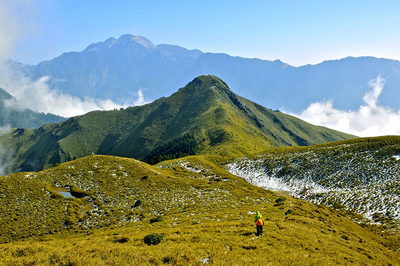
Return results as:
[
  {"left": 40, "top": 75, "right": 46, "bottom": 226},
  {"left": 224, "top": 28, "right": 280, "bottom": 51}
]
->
[
  {"left": 0, "top": 75, "right": 355, "bottom": 173},
  {"left": 0, "top": 154, "right": 399, "bottom": 265},
  {"left": 227, "top": 135, "right": 400, "bottom": 231}
]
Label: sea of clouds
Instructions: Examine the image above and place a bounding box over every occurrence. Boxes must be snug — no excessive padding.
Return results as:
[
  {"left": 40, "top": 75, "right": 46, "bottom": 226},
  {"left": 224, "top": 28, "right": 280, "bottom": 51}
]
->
[{"left": 293, "top": 75, "right": 400, "bottom": 137}]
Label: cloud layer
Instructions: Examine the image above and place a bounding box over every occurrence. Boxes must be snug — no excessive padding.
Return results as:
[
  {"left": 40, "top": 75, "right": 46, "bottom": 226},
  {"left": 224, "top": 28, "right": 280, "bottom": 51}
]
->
[
  {"left": 0, "top": 127, "right": 14, "bottom": 175},
  {"left": 295, "top": 75, "right": 400, "bottom": 137},
  {"left": 1, "top": 74, "right": 125, "bottom": 117}
]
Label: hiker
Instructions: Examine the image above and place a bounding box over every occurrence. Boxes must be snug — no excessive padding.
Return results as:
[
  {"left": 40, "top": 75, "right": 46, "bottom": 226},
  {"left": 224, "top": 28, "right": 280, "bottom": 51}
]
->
[{"left": 254, "top": 211, "right": 265, "bottom": 236}]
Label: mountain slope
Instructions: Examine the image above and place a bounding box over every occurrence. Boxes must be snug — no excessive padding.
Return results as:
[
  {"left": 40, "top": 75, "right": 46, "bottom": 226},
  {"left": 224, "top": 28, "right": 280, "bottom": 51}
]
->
[
  {"left": 226, "top": 136, "right": 400, "bottom": 229},
  {"left": 0, "top": 75, "right": 355, "bottom": 173},
  {"left": 9, "top": 34, "right": 400, "bottom": 113},
  {"left": 0, "top": 154, "right": 399, "bottom": 265},
  {"left": 0, "top": 87, "right": 65, "bottom": 129}
]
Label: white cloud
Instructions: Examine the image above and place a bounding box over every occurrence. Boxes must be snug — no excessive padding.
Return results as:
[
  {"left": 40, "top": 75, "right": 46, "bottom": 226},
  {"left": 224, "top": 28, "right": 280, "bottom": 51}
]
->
[
  {"left": 0, "top": 0, "right": 37, "bottom": 62},
  {"left": 0, "top": 127, "right": 14, "bottom": 175},
  {"left": 0, "top": 72, "right": 151, "bottom": 117},
  {"left": 294, "top": 75, "right": 400, "bottom": 137},
  {"left": 134, "top": 89, "right": 148, "bottom": 106}
]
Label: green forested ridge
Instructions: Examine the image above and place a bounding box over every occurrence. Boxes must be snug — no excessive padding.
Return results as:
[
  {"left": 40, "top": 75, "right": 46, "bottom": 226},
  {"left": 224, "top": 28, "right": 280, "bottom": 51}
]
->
[
  {"left": 0, "top": 75, "right": 355, "bottom": 174},
  {"left": 143, "top": 133, "right": 201, "bottom": 164},
  {"left": 0, "top": 87, "right": 65, "bottom": 129}
]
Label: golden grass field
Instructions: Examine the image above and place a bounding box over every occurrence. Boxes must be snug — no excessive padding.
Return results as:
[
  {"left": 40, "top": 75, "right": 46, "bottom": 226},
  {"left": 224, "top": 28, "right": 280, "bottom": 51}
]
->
[
  {"left": 1, "top": 192, "right": 399, "bottom": 265},
  {"left": 0, "top": 154, "right": 399, "bottom": 265}
]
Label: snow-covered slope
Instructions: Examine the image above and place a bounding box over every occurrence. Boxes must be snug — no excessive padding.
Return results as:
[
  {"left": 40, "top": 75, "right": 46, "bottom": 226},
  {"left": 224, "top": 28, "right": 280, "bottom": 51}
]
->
[{"left": 226, "top": 136, "right": 400, "bottom": 227}]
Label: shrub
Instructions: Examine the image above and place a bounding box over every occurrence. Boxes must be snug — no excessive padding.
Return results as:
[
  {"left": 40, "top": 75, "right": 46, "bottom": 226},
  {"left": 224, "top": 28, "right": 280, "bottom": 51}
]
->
[
  {"left": 242, "top": 245, "right": 257, "bottom": 250},
  {"left": 144, "top": 233, "right": 165, "bottom": 245},
  {"left": 284, "top": 209, "right": 293, "bottom": 216},
  {"left": 141, "top": 175, "right": 149, "bottom": 180},
  {"left": 150, "top": 216, "right": 163, "bottom": 223},
  {"left": 114, "top": 236, "right": 130, "bottom": 243},
  {"left": 162, "top": 255, "right": 177, "bottom": 264},
  {"left": 70, "top": 186, "right": 91, "bottom": 198},
  {"left": 134, "top": 199, "right": 142, "bottom": 207},
  {"left": 274, "top": 197, "right": 286, "bottom": 206}
]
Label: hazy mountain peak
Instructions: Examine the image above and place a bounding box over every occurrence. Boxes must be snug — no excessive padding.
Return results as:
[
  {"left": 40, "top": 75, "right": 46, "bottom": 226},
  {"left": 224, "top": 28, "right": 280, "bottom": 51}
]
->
[
  {"left": 0, "top": 87, "right": 13, "bottom": 101},
  {"left": 104, "top": 37, "right": 117, "bottom": 47},
  {"left": 83, "top": 35, "right": 157, "bottom": 52},
  {"left": 83, "top": 37, "right": 117, "bottom": 52},
  {"left": 116, "top": 34, "right": 156, "bottom": 50}
]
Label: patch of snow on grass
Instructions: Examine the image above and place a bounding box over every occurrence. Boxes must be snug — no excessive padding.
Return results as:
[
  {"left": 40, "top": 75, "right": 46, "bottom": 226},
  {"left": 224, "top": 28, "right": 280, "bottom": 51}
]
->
[
  {"left": 226, "top": 160, "right": 331, "bottom": 195},
  {"left": 392, "top": 155, "right": 400, "bottom": 160}
]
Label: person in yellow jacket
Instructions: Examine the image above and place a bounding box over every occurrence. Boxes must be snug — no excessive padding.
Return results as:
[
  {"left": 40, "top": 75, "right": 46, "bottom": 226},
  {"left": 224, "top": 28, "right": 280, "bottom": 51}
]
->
[{"left": 254, "top": 211, "right": 265, "bottom": 236}]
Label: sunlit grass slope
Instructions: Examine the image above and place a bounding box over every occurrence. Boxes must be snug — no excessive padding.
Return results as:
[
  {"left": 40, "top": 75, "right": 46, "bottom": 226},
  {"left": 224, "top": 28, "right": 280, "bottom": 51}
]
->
[
  {"left": 0, "top": 154, "right": 399, "bottom": 265},
  {"left": 0, "top": 154, "right": 271, "bottom": 242},
  {"left": 1, "top": 75, "right": 355, "bottom": 173}
]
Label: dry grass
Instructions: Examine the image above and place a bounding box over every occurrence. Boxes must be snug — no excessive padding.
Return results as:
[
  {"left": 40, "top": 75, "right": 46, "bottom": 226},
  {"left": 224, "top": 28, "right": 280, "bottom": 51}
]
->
[
  {"left": 1, "top": 192, "right": 399, "bottom": 265},
  {"left": 0, "top": 154, "right": 399, "bottom": 265}
]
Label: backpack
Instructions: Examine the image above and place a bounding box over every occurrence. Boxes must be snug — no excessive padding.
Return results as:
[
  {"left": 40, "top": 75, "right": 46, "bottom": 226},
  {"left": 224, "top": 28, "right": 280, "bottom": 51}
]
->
[{"left": 256, "top": 218, "right": 263, "bottom": 226}]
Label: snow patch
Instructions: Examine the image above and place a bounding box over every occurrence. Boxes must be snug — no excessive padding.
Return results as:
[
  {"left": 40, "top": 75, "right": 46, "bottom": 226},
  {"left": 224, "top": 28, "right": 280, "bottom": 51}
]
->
[{"left": 392, "top": 155, "right": 400, "bottom": 161}]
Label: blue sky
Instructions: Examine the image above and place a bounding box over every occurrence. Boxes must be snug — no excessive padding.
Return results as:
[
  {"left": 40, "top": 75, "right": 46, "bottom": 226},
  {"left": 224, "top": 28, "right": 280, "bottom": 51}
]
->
[{"left": 7, "top": 0, "right": 400, "bottom": 66}]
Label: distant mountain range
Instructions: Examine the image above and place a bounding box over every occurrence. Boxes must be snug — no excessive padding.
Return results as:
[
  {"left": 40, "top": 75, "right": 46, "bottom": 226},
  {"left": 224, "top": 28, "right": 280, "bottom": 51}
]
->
[
  {"left": 0, "top": 75, "right": 354, "bottom": 173},
  {"left": 0, "top": 87, "right": 65, "bottom": 129},
  {"left": 7, "top": 35, "right": 202, "bottom": 105},
  {"left": 8, "top": 34, "right": 400, "bottom": 113}
]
